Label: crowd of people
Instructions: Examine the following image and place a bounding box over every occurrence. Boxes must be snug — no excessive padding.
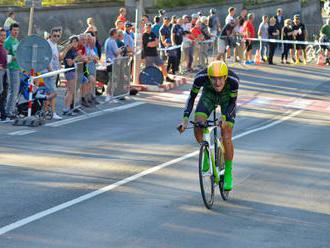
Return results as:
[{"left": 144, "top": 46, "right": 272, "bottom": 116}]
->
[{"left": 0, "top": 7, "right": 329, "bottom": 122}]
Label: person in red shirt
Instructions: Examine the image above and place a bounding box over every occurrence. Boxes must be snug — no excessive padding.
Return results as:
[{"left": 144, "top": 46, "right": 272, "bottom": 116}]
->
[
  {"left": 243, "top": 13, "right": 255, "bottom": 64},
  {"left": 117, "top": 8, "right": 127, "bottom": 23}
]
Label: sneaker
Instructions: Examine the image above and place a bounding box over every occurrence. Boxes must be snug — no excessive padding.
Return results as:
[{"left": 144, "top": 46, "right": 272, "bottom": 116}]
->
[
  {"left": 52, "top": 113, "right": 62, "bottom": 120},
  {"left": 165, "top": 76, "right": 175, "bottom": 83}
]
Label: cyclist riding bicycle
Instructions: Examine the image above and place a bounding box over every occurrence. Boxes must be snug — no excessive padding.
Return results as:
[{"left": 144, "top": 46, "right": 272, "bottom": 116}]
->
[{"left": 178, "top": 61, "right": 239, "bottom": 191}]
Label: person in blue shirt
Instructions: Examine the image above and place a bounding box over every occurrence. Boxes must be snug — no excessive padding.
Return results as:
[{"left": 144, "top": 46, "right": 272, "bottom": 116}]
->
[
  {"left": 151, "top": 16, "right": 162, "bottom": 38},
  {"left": 104, "top": 28, "right": 122, "bottom": 63}
]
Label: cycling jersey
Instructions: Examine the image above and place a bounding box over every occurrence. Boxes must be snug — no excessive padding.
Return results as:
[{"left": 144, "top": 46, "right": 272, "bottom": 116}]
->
[{"left": 183, "top": 68, "right": 239, "bottom": 124}]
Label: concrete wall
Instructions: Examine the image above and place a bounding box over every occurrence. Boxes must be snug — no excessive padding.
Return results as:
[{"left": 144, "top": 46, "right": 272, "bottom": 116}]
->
[
  {"left": 0, "top": 0, "right": 323, "bottom": 45},
  {"left": 0, "top": 3, "right": 131, "bottom": 44}
]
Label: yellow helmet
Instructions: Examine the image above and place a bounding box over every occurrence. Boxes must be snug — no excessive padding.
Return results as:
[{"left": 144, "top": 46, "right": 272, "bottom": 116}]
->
[{"left": 207, "top": 61, "right": 228, "bottom": 80}]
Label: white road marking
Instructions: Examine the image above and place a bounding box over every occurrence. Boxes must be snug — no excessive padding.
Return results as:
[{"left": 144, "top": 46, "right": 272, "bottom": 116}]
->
[
  {"left": 46, "top": 102, "right": 145, "bottom": 127},
  {"left": 0, "top": 108, "right": 304, "bottom": 236},
  {"left": 8, "top": 130, "right": 37, "bottom": 136}
]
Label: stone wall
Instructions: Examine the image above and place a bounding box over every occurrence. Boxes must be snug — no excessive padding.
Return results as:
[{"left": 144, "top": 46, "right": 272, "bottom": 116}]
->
[{"left": 0, "top": 0, "right": 323, "bottom": 44}]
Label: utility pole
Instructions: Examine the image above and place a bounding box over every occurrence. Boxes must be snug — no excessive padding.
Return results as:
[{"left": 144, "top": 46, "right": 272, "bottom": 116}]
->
[
  {"left": 27, "top": 0, "right": 35, "bottom": 35},
  {"left": 132, "top": 0, "right": 144, "bottom": 85}
]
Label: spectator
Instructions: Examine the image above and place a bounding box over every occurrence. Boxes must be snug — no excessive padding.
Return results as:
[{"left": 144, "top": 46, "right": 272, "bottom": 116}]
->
[
  {"left": 85, "top": 33, "right": 99, "bottom": 105},
  {"left": 105, "top": 28, "right": 122, "bottom": 64},
  {"left": 151, "top": 16, "right": 161, "bottom": 38},
  {"left": 320, "top": 19, "right": 330, "bottom": 59},
  {"left": 243, "top": 13, "right": 255, "bottom": 64},
  {"left": 169, "top": 15, "right": 177, "bottom": 31},
  {"left": 160, "top": 16, "right": 171, "bottom": 61},
  {"left": 4, "top": 12, "right": 17, "bottom": 37},
  {"left": 191, "top": 20, "right": 204, "bottom": 68},
  {"left": 217, "top": 19, "right": 236, "bottom": 62},
  {"left": 104, "top": 28, "right": 122, "bottom": 102},
  {"left": 275, "top": 8, "right": 284, "bottom": 36},
  {"left": 225, "top": 7, "right": 236, "bottom": 25},
  {"left": 258, "top": 15, "right": 269, "bottom": 62},
  {"left": 4, "top": 23, "right": 20, "bottom": 119},
  {"left": 0, "top": 28, "right": 7, "bottom": 121},
  {"left": 281, "top": 19, "right": 294, "bottom": 64},
  {"left": 208, "top": 8, "right": 221, "bottom": 37},
  {"left": 292, "top": 15, "right": 307, "bottom": 64},
  {"left": 63, "top": 36, "right": 79, "bottom": 115},
  {"left": 77, "top": 34, "right": 91, "bottom": 108},
  {"left": 140, "top": 15, "right": 150, "bottom": 34},
  {"left": 182, "top": 15, "right": 191, "bottom": 32},
  {"left": 124, "top": 22, "right": 134, "bottom": 53},
  {"left": 115, "top": 20, "right": 125, "bottom": 31},
  {"left": 240, "top": 7, "right": 248, "bottom": 21},
  {"left": 116, "top": 30, "right": 129, "bottom": 57},
  {"left": 117, "top": 8, "right": 127, "bottom": 23},
  {"left": 142, "top": 22, "right": 174, "bottom": 82},
  {"left": 45, "top": 28, "right": 63, "bottom": 120},
  {"left": 200, "top": 16, "right": 212, "bottom": 40},
  {"left": 191, "top": 14, "right": 199, "bottom": 28},
  {"left": 171, "top": 17, "right": 184, "bottom": 74},
  {"left": 268, "top": 17, "right": 280, "bottom": 65},
  {"left": 181, "top": 30, "right": 194, "bottom": 72},
  {"left": 85, "top": 17, "right": 102, "bottom": 59},
  {"left": 275, "top": 8, "right": 284, "bottom": 50}
]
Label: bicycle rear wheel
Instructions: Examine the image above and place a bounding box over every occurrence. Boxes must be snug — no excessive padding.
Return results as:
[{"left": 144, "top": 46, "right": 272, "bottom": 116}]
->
[{"left": 199, "top": 143, "right": 215, "bottom": 209}]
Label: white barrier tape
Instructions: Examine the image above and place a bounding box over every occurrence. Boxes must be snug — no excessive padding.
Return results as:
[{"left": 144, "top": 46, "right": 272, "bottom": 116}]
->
[
  {"left": 158, "top": 44, "right": 182, "bottom": 51},
  {"left": 31, "top": 68, "right": 75, "bottom": 80},
  {"left": 245, "top": 37, "right": 330, "bottom": 46}
]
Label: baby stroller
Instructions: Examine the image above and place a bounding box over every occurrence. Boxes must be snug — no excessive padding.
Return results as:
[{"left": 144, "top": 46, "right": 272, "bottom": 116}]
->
[{"left": 13, "top": 72, "right": 53, "bottom": 127}]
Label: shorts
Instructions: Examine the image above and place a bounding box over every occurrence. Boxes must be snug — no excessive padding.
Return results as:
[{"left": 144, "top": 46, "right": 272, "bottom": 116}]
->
[
  {"left": 295, "top": 43, "right": 306, "bottom": 50},
  {"left": 194, "top": 90, "right": 235, "bottom": 125},
  {"left": 43, "top": 76, "right": 56, "bottom": 93},
  {"left": 145, "top": 56, "right": 164, "bottom": 67},
  {"left": 65, "top": 70, "right": 76, "bottom": 81},
  {"left": 80, "top": 76, "right": 89, "bottom": 85},
  {"left": 87, "top": 62, "right": 96, "bottom": 76},
  {"left": 228, "top": 37, "right": 237, "bottom": 48},
  {"left": 245, "top": 40, "right": 253, "bottom": 51}
]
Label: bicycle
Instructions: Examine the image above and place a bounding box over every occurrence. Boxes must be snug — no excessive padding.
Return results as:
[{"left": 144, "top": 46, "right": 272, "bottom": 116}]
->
[{"left": 180, "top": 111, "right": 230, "bottom": 209}]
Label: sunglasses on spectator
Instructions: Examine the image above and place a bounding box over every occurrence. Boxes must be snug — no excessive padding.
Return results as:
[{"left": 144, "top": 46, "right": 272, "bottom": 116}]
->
[{"left": 52, "top": 34, "right": 61, "bottom": 37}]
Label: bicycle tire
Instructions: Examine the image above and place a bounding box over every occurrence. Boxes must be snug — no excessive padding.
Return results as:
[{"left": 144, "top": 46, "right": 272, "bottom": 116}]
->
[
  {"left": 218, "top": 144, "right": 230, "bottom": 201},
  {"left": 198, "top": 143, "right": 215, "bottom": 209}
]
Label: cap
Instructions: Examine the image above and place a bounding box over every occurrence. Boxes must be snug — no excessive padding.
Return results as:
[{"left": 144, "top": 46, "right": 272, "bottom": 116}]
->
[{"left": 125, "top": 21, "right": 133, "bottom": 27}]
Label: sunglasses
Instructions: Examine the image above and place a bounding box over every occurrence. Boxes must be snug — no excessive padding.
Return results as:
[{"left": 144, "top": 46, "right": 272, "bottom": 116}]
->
[{"left": 52, "top": 34, "right": 61, "bottom": 38}]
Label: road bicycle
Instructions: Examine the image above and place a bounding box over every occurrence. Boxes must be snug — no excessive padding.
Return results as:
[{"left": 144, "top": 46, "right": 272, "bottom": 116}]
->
[{"left": 179, "top": 111, "right": 230, "bottom": 209}]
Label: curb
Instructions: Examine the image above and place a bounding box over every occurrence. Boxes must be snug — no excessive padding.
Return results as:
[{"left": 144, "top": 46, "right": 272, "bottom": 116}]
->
[{"left": 131, "top": 76, "right": 189, "bottom": 92}]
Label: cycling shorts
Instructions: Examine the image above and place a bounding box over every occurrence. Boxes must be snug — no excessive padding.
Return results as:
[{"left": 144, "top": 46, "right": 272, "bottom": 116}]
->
[{"left": 194, "top": 90, "right": 235, "bottom": 125}]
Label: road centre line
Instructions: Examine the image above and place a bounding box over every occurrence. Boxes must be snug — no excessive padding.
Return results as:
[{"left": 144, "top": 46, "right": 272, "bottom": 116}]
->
[
  {"left": 0, "top": 108, "right": 304, "bottom": 236},
  {"left": 8, "top": 130, "right": 37, "bottom": 136}
]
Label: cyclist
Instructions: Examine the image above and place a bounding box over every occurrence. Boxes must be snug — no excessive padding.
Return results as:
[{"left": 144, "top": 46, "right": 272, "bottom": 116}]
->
[{"left": 178, "top": 61, "right": 239, "bottom": 191}]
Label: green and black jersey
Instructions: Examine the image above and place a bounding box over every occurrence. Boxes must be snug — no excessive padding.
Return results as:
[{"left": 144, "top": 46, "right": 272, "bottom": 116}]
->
[{"left": 183, "top": 68, "right": 239, "bottom": 124}]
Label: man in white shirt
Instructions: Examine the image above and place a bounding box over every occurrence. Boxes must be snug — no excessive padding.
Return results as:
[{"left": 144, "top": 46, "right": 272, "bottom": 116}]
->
[
  {"left": 45, "top": 28, "right": 63, "bottom": 120},
  {"left": 225, "top": 7, "right": 236, "bottom": 25}
]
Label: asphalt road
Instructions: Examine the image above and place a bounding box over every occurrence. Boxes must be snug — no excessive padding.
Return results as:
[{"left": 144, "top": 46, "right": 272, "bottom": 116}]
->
[{"left": 0, "top": 63, "right": 329, "bottom": 247}]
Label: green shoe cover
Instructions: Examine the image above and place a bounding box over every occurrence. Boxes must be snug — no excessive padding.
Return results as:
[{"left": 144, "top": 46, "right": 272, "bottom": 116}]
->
[{"left": 224, "top": 160, "right": 233, "bottom": 190}]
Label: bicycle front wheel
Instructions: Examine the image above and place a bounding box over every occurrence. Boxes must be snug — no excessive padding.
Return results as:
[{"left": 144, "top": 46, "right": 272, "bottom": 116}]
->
[{"left": 198, "top": 143, "right": 215, "bottom": 209}]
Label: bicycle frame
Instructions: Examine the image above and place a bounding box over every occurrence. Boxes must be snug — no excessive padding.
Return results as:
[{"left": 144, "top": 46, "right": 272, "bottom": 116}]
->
[{"left": 201, "top": 112, "right": 223, "bottom": 184}]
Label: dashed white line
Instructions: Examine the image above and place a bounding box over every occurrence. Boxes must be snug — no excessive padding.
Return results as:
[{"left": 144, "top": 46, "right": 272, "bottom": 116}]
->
[{"left": 8, "top": 130, "right": 37, "bottom": 136}]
